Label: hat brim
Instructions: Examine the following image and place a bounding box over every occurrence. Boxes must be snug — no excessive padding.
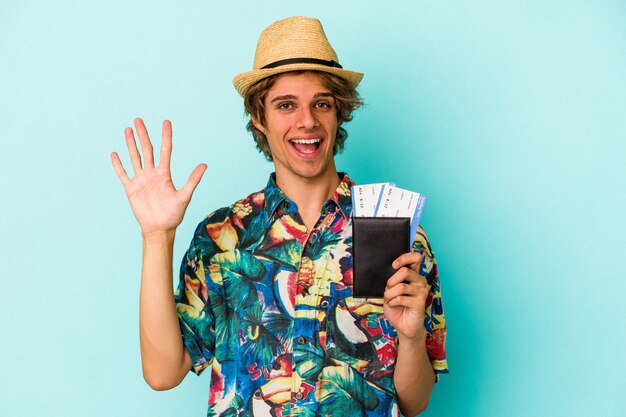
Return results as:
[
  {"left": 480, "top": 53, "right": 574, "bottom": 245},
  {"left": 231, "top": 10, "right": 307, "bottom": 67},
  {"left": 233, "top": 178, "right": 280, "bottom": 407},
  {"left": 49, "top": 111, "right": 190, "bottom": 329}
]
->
[{"left": 233, "top": 63, "right": 364, "bottom": 98}]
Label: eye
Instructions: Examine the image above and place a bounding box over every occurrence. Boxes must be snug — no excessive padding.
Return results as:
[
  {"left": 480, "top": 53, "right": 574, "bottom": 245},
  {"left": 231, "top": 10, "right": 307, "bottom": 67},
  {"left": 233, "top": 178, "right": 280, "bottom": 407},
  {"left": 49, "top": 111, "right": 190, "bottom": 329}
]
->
[
  {"left": 314, "top": 101, "right": 331, "bottom": 109},
  {"left": 277, "top": 102, "right": 294, "bottom": 110}
]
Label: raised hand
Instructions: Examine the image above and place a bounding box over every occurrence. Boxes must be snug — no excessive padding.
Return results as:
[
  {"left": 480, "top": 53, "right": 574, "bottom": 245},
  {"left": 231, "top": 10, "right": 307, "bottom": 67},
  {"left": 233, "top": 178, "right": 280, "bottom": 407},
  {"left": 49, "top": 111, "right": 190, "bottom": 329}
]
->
[
  {"left": 110, "top": 118, "right": 207, "bottom": 235},
  {"left": 383, "top": 252, "right": 430, "bottom": 341}
]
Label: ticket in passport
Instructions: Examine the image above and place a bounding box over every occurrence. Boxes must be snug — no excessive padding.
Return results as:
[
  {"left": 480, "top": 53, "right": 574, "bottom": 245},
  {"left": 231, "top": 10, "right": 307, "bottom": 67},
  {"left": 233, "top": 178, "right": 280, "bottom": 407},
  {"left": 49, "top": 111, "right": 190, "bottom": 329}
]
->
[
  {"left": 374, "top": 184, "right": 426, "bottom": 241},
  {"left": 352, "top": 183, "right": 426, "bottom": 242},
  {"left": 351, "top": 183, "right": 395, "bottom": 217}
]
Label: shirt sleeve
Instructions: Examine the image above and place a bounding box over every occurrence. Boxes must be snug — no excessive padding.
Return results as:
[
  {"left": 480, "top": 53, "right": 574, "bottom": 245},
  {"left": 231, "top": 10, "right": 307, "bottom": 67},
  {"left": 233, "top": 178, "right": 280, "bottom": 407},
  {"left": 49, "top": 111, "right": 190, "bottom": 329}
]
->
[
  {"left": 412, "top": 226, "right": 449, "bottom": 378},
  {"left": 174, "top": 219, "right": 218, "bottom": 375}
]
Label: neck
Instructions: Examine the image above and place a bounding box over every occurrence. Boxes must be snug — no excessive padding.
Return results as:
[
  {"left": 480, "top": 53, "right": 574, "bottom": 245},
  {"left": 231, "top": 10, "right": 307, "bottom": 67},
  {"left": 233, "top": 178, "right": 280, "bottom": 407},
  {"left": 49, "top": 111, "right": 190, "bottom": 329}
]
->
[{"left": 274, "top": 169, "right": 341, "bottom": 231}]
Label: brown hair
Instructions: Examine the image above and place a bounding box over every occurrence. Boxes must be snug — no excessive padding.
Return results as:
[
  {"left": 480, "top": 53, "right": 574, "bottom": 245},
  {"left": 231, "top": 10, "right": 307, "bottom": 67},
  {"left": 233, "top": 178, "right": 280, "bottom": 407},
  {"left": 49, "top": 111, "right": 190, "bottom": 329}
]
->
[{"left": 244, "top": 71, "right": 364, "bottom": 161}]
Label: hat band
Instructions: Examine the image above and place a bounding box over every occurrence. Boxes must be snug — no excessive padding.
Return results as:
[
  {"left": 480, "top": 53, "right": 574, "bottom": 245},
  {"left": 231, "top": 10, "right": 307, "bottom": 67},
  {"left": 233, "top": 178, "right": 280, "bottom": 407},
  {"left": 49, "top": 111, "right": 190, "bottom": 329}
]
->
[{"left": 261, "top": 57, "right": 343, "bottom": 70}]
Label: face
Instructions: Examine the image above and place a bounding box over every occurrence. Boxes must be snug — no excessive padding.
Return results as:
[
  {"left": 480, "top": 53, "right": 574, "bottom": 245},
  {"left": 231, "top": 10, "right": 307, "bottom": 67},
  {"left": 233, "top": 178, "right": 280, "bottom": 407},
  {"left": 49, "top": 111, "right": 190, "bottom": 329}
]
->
[{"left": 254, "top": 72, "right": 339, "bottom": 184}]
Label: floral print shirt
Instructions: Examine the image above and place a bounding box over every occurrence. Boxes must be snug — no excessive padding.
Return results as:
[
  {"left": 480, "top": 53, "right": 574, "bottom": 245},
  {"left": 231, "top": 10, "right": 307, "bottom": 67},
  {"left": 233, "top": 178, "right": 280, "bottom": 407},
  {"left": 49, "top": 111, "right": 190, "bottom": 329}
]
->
[{"left": 175, "top": 173, "right": 447, "bottom": 417}]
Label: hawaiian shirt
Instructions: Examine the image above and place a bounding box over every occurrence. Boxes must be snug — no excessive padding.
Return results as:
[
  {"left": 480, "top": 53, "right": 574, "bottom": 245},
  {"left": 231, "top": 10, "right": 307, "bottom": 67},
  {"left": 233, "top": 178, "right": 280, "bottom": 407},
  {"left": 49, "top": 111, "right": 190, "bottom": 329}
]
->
[{"left": 175, "top": 173, "right": 447, "bottom": 417}]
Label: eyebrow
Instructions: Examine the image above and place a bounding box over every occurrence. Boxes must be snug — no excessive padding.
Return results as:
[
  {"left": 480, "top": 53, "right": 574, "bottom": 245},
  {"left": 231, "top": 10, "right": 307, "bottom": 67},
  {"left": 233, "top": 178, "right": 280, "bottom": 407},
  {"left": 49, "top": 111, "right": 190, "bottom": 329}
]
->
[
  {"left": 269, "top": 91, "right": 334, "bottom": 104},
  {"left": 270, "top": 94, "right": 297, "bottom": 104}
]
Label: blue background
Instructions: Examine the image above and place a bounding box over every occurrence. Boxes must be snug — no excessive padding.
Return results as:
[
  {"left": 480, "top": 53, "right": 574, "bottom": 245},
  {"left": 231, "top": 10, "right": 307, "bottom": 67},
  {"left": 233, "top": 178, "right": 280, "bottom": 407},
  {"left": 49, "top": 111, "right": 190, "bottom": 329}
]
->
[{"left": 1, "top": 1, "right": 625, "bottom": 416}]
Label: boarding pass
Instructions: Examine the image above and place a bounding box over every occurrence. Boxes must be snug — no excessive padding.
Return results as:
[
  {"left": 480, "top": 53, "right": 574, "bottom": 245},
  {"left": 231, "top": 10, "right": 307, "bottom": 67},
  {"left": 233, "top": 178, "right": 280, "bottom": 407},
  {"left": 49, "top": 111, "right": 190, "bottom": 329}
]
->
[{"left": 351, "top": 183, "right": 426, "bottom": 241}]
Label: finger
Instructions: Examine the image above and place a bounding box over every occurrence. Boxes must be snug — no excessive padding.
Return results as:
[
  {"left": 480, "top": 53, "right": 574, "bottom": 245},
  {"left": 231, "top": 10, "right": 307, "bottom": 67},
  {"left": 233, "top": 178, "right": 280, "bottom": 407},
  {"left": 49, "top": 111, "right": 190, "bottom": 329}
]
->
[
  {"left": 180, "top": 163, "right": 207, "bottom": 199},
  {"left": 385, "top": 278, "right": 428, "bottom": 298},
  {"left": 134, "top": 118, "right": 155, "bottom": 168},
  {"left": 392, "top": 252, "right": 422, "bottom": 271},
  {"left": 124, "top": 127, "right": 142, "bottom": 175},
  {"left": 159, "top": 120, "right": 172, "bottom": 172},
  {"left": 384, "top": 283, "right": 427, "bottom": 306},
  {"left": 384, "top": 282, "right": 415, "bottom": 300},
  {"left": 386, "top": 293, "right": 426, "bottom": 309},
  {"left": 110, "top": 152, "right": 130, "bottom": 186},
  {"left": 386, "top": 267, "right": 427, "bottom": 289}
]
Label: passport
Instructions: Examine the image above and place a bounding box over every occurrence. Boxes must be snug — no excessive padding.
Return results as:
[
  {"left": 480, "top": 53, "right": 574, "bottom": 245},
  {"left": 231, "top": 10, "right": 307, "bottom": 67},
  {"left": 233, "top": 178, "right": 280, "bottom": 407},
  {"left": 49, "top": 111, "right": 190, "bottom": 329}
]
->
[
  {"left": 352, "top": 217, "right": 411, "bottom": 297},
  {"left": 351, "top": 183, "right": 426, "bottom": 298}
]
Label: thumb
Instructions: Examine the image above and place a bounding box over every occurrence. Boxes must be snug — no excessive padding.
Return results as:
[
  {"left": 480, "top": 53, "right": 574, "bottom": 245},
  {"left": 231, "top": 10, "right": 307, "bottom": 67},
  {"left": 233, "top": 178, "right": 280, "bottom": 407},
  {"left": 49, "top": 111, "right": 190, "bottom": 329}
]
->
[{"left": 180, "top": 163, "right": 207, "bottom": 200}]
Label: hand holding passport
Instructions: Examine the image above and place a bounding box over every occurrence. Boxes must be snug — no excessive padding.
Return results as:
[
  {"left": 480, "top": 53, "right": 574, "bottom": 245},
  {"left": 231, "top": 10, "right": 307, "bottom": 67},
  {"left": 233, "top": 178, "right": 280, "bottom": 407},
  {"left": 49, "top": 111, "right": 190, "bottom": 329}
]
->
[{"left": 351, "top": 184, "right": 426, "bottom": 298}]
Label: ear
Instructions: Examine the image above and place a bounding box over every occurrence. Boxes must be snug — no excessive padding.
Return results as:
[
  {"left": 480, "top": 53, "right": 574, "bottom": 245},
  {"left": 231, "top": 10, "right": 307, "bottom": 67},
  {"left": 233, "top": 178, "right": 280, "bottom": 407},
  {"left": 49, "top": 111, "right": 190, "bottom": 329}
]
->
[{"left": 251, "top": 116, "right": 266, "bottom": 134}]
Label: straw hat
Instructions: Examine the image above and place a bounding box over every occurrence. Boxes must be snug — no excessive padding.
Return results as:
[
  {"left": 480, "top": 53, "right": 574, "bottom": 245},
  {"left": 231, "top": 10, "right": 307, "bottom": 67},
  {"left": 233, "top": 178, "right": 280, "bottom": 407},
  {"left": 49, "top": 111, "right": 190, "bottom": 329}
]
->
[{"left": 233, "top": 16, "right": 364, "bottom": 97}]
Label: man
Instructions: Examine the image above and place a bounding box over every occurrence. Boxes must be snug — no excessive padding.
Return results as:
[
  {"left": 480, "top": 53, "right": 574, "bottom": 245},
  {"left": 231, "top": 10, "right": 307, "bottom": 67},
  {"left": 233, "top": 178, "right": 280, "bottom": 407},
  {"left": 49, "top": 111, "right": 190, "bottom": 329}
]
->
[{"left": 111, "top": 16, "right": 447, "bottom": 417}]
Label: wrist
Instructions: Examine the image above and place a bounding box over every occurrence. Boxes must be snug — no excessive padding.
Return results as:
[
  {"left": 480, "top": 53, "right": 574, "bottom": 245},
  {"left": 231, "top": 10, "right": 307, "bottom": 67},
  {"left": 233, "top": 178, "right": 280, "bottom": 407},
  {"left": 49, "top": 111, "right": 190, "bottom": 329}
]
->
[
  {"left": 142, "top": 229, "right": 176, "bottom": 244},
  {"left": 397, "top": 328, "right": 428, "bottom": 346}
]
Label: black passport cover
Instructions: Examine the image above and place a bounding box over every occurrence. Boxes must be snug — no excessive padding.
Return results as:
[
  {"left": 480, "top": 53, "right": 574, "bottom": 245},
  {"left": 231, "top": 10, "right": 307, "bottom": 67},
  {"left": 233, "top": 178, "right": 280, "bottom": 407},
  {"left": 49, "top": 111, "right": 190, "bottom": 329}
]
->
[{"left": 352, "top": 217, "right": 411, "bottom": 298}]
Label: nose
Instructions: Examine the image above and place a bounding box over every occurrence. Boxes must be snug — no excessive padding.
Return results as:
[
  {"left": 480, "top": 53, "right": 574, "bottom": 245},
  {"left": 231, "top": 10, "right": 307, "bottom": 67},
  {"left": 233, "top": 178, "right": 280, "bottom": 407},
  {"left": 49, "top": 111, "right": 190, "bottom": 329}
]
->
[{"left": 296, "top": 106, "right": 319, "bottom": 130}]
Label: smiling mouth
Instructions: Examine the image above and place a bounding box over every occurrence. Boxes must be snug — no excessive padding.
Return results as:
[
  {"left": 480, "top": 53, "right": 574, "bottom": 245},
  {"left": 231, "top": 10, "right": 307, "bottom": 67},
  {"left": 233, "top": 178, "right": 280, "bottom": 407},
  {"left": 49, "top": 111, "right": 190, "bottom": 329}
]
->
[{"left": 290, "top": 138, "right": 322, "bottom": 155}]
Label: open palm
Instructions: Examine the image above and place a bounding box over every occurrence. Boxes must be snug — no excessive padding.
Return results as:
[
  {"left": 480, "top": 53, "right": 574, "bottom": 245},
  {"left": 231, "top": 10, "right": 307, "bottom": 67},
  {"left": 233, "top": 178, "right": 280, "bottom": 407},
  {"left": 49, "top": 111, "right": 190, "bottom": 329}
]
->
[{"left": 110, "top": 118, "right": 207, "bottom": 234}]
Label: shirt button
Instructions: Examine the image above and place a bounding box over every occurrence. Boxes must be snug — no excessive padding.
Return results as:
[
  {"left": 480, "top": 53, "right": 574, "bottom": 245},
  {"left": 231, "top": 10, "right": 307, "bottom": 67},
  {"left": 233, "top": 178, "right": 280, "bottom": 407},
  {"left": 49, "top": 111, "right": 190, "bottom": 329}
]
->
[
  {"left": 295, "top": 392, "right": 303, "bottom": 400},
  {"left": 297, "top": 336, "right": 306, "bottom": 345},
  {"left": 320, "top": 300, "right": 329, "bottom": 308}
]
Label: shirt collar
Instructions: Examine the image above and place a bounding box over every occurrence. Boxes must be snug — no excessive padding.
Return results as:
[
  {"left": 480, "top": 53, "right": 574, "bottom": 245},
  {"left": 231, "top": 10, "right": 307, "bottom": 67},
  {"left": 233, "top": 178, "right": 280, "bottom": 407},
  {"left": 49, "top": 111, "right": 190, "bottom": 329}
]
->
[
  {"left": 264, "top": 173, "right": 287, "bottom": 217},
  {"left": 263, "top": 173, "right": 355, "bottom": 219}
]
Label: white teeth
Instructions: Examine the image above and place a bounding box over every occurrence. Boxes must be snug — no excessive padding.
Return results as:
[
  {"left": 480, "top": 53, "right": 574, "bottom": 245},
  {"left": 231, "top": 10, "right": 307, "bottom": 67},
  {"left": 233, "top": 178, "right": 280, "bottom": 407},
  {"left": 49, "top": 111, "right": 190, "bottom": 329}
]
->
[{"left": 291, "top": 138, "right": 321, "bottom": 144}]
